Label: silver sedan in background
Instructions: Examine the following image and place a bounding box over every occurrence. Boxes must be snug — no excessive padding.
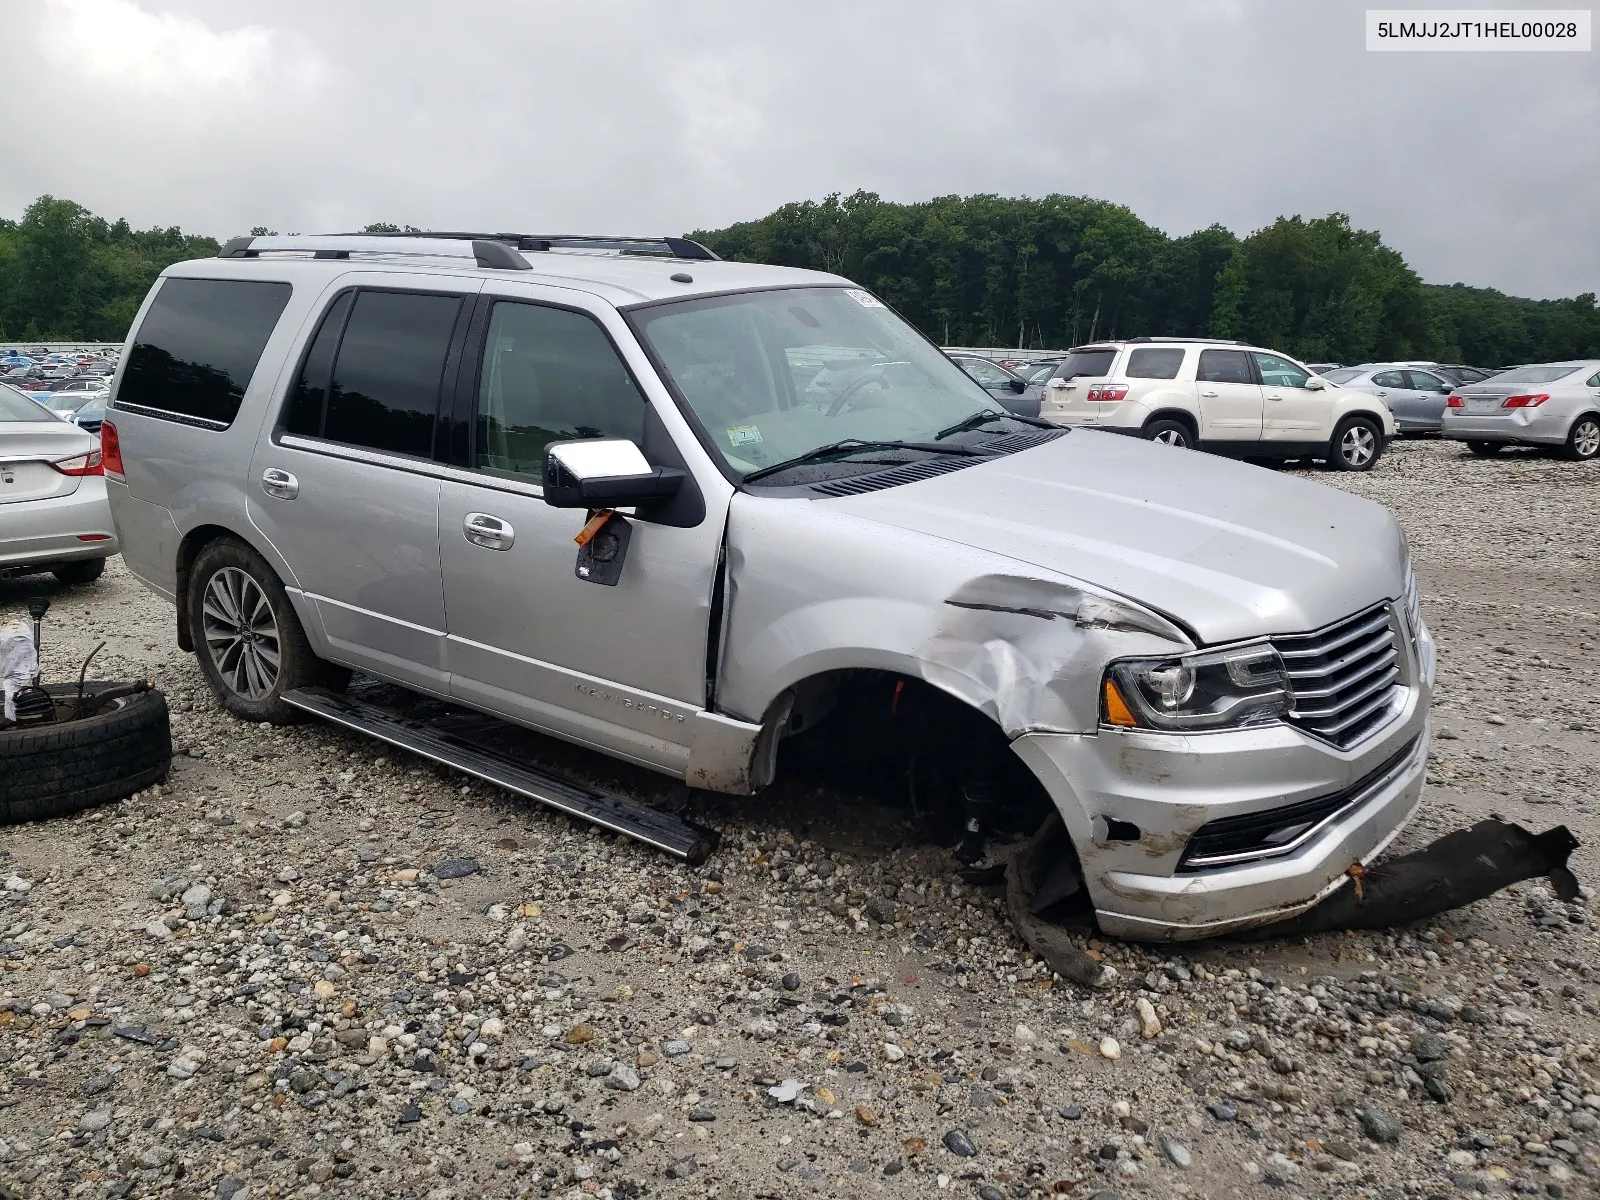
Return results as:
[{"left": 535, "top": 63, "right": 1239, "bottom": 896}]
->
[
  {"left": 1442, "top": 361, "right": 1600, "bottom": 460},
  {"left": 0, "top": 383, "right": 118, "bottom": 583},
  {"left": 1323, "top": 364, "right": 1457, "bottom": 433}
]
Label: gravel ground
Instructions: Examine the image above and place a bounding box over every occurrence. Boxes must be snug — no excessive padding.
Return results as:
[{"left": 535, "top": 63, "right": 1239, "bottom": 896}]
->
[{"left": 2, "top": 437, "right": 1598, "bottom": 1200}]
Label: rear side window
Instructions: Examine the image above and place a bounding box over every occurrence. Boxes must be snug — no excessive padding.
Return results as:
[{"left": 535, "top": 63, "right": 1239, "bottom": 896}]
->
[
  {"left": 1056, "top": 349, "right": 1116, "bottom": 379},
  {"left": 1196, "top": 349, "right": 1253, "bottom": 384},
  {"left": 1372, "top": 370, "right": 1407, "bottom": 387},
  {"left": 1125, "top": 347, "right": 1185, "bottom": 379},
  {"left": 120, "top": 277, "right": 291, "bottom": 427},
  {"left": 475, "top": 301, "right": 646, "bottom": 478},
  {"left": 287, "top": 290, "right": 464, "bottom": 458}
]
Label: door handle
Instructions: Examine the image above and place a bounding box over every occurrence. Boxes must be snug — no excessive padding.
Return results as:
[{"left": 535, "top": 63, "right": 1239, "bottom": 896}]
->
[
  {"left": 1266, "top": 394, "right": 1283, "bottom": 402},
  {"left": 1199, "top": 389, "right": 1218, "bottom": 398},
  {"left": 463, "top": 512, "right": 514, "bottom": 551},
  {"left": 261, "top": 468, "right": 299, "bottom": 499},
  {"left": 1374, "top": 391, "right": 1387, "bottom": 397}
]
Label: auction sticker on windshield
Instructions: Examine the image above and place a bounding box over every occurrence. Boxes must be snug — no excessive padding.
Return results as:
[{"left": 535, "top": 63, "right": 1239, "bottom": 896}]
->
[
  {"left": 845, "top": 289, "right": 884, "bottom": 308},
  {"left": 726, "top": 424, "right": 763, "bottom": 447}
]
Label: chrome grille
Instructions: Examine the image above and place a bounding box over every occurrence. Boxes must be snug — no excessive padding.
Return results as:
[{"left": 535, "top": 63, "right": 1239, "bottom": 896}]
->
[{"left": 1272, "top": 605, "right": 1402, "bottom": 748}]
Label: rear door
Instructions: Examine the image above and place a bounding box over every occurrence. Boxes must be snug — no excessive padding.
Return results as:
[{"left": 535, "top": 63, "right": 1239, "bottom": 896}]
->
[
  {"left": 248, "top": 275, "right": 478, "bottom": 694},
  {"left": 1254, "top": 351, "right": 1330, "bottom": 442},
  {"left": 437, "top": 287, "right": 730, "bottom": 773},
  {"left": 1194, "top": 349, "right": 1263, "bottom": 441}
]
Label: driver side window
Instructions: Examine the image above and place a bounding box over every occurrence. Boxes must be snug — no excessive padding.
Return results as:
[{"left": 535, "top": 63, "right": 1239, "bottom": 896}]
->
[
  {"left": 1251, "top": 352, "right": 1310, "bottom": 389},
  {"left": 474, "top": 302, "right": 646, "bottom": 479}
]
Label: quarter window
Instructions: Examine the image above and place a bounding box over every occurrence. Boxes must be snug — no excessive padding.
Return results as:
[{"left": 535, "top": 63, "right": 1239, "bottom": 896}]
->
[
  {"left": 1125, "top": 347, "right": 1185, "bottom": 380},
  {"left": 1251, "top": 352, "right": 1310, "bottom": 389},
  {"left": 120, "top": 277, "right": 291, "bottom": 427},
  {"left": 1587, "top": 371, "right": 1600, "bottom": 388},
  {"left": 475, "top": 302, "right": 646, "bottom": 478},
  {"left": 1195, "top": 349, "right": 1253, "bottom": 385},
  {"left": 319, "top": 290, "right": 463, "bottom": 458}
]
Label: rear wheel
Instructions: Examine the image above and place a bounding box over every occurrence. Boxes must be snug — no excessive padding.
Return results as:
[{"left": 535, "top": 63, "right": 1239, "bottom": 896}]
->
[
  {"left": 1466, "top": 441, "right": 1504, "bottom": 458},
  {"left": 1563, "top": 415, "right": 1600, "bottom": 462},
  {"left": 187, "top": 538, "right": 337, "bottom": 723},
  {"left": 1142, "top": 418, "right": 1194, "bottom": 449},
  {"left": 1329, "top": 417, "right": 1382, "bottom": 471},
  {"left": 52, "top": 558, "right": 106, "bottom": 585}
]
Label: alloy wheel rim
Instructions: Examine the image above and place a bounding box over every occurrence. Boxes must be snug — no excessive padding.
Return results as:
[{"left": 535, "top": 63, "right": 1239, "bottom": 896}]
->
[
  {"left": 1576, "top": 420, "right": 1600, "bottom": 458},
  {"left": 202, "top": 567, "right": 281, "bottom": 700},
  {"left": 1154, "top": 429, "right": 1186, "bottom": 447},
  {"left": 1342, "top": 425, "right": 1375, "bottom": 465}
]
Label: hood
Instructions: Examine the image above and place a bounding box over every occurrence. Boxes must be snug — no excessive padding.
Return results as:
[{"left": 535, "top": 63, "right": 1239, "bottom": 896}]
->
[{"left": 827, "top": 430, "right": 1406, "bottom": 644}]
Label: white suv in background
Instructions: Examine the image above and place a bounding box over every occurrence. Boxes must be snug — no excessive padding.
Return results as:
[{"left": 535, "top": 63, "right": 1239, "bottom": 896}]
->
[{"left": 1041, "top": 338, "right": 1396, "bottom": 471}]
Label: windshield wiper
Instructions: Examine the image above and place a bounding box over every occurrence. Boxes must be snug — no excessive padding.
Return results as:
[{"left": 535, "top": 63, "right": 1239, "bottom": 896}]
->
[
  {"left": 742, "top": 438, "right": 983, "bottom": 484},
  {"left": 935, "top": 408, "right": 1061, "bottom": 439}
]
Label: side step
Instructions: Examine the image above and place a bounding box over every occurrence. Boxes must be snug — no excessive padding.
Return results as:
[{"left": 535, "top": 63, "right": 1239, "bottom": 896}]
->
[{"left": 281, "top": 686, "right": 718, "bottom": 864}]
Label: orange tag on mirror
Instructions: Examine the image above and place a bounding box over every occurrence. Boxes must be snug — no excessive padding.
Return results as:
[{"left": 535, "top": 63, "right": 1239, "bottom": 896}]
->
[{"left": 574, "top": 509, "right": 615, "bottom": 547}]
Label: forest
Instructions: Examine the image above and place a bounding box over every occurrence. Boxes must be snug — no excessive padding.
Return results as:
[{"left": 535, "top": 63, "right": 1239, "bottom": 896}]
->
[{"left": 3, "top": 192, "right": 1596, "bottom": 367}]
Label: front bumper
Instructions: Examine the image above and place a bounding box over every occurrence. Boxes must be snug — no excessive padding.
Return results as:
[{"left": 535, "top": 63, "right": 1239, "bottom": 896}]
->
[
  {"left": 1442, "top": 407, "right": 1568, "bottom": 445},
  {"left": 0, "top": 477, "right": 119, "bottom": 573},
  {"left": 1011, "top": 628, "right": 1434, "bottom": 941}
]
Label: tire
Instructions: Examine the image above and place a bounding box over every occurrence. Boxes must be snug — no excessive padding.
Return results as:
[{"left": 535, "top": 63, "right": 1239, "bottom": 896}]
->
[
  {"left": 1, "top": 687, "right": 170, "bottom": 824},
  {"left": 52, "top": 558, "right": 106, "bottom": 585},
  {"left": 187, "top": 536, "right": 332, "bottom": 723},
  {"left": 1466, "top": 441, "right": 1504, "bottom": 458},
  {"left": 1329, "top": 417, "right": 1382, "bottom": 471},
  {"left": 1142, "top": 418, "right": 1194, "bottom": 449},
  {"left": 1563, "top": 415, "right": 1600, "bottom": 462}
]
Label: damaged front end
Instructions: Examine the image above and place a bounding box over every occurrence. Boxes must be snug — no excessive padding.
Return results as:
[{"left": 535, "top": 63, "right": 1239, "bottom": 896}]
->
[{"left": 1006, "top": 810, "right": 1582, "bottom": 985}]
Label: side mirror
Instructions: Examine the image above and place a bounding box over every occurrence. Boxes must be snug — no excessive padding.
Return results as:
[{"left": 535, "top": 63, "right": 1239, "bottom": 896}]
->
[
  {"left": 542, "top": 439, "right": 686, "bottom": 509},
  {"left": 1008, "top": 378, "right": 1027, "bottom": 394},
  {"left": 1304, "top": 376, "right": 1327, "bottom": 390}
]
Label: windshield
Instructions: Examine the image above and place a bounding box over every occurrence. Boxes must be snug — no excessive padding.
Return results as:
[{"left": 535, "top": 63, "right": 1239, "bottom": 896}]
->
[
  {"left": 1481, "top": 362, "right": 1589, "bottom": 388},
  {"left": 631, "top": 287, "right": 1002, "bottom": 478}
]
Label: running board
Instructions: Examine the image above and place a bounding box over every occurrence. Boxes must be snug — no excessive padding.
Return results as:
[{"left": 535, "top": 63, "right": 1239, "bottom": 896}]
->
[{"left": 281, "top": 686, "right": 718, "bottom": 864}]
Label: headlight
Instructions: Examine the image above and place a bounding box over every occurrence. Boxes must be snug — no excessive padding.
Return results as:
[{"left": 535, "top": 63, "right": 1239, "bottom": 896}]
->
[
  {"left": 1103, "top": 643, "right": 1291, "bottom": 732},
  {"left": 1403, "top": 564, "right": 1423, "bottom": 638}
]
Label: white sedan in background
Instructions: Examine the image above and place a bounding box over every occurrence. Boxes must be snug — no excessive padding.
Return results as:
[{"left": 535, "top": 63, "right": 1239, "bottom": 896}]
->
[{"left": 0, "top": 383, "right": 118, "bottom": 584}]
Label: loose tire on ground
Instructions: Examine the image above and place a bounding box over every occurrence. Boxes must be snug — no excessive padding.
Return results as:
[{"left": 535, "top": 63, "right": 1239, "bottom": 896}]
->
[
  {"left": 52, "top": 558, "right": 106, "bottom": 585},
  {"left": 1563, "top": 415, "right": 1600, "bottom": 462},
  {"left": 1466, "top": 440, "right": 1504, "bottom": 458},
  {"left": 187, "top": 536, "right": 341, "bottom": 724},
  {"left": 0, "top": 687, "right": 170, "bottom": 824},
  {"left": 1142, "top": 418, "right": 1194, "bottom": 449},
  {"left": 1329, "top": 416, "right": 1382, "bottom": 471}
]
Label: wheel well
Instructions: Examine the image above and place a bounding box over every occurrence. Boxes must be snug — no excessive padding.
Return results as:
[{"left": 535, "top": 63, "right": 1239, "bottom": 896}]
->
[
  {"left": 1142, "top": 409, "right": 1198, "bottom": 440},
  {"left": 173, "top": 525, "right": 247, "bottom": 652},
  {"left": 768, "top": 669, "right": 1055, "bottom": 844}
]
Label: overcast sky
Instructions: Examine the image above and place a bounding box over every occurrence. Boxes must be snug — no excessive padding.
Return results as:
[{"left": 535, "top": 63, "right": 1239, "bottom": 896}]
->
[{"left": 3, "top": 0, "right": 1596, "bottom": 299}]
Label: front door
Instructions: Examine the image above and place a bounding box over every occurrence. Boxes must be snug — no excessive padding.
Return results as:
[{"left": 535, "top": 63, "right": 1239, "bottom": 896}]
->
[
  {"left": 438, "top": 291, "right": 730, "bottom": 773},
  {"left": 249, "top": 276, "right": 477, "bottom": 694},
  {"left": 1194, "top": 348, "right": 1263, "bottom": 441},
  {"left": 1254, "top": 351, "right": 1331, "bottom": 442}
]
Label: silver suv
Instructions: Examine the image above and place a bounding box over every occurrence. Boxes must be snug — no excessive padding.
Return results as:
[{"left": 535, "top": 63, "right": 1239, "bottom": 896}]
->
[{"left": 102, "top": 233, "right": 1433, "bottom": 940}]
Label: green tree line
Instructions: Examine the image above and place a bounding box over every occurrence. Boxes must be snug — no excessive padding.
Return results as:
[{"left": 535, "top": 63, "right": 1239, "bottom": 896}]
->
[
  {"left": 4, "top": 192, "right": 1596, "bottom": 368},
  {"left": 692, "top": 191, "right": 1600, "bottom": 366}
]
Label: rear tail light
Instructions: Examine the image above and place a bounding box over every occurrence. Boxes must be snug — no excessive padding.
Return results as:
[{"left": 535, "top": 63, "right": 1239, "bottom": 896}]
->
[
  {"left": 1445, "top": 395, "right": 1465, "bottom": 408},
  {"left": 99, "top": 420, "right": 125, "bottom": 482},
  {"left": 50, "top": 448, "right": 103, "bottom": 476},
  {"left": 1085, "top": 384, "right": 1129, "bottom": 402},
  {"left": 1502, "top": 394, "right": 1549, "bottom": 408}
]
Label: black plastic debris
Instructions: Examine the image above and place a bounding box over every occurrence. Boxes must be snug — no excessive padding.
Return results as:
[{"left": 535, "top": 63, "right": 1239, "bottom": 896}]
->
[{"left": 1233, "top": 818, "right": 1579, "bottom": 940}]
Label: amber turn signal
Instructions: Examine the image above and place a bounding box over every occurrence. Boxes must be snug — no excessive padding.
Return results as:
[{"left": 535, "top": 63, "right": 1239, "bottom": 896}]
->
[{"left": 1102, "top": 678, "right": 1140, "bottom": 728}]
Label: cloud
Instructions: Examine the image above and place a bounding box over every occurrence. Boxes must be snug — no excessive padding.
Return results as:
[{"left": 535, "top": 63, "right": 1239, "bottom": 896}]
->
[
  {"left": 2, "top": 0, "right": 1594, "bottom": 299},
  {"left": 39, "top": 0, "right": 279, "bottom": 96}
]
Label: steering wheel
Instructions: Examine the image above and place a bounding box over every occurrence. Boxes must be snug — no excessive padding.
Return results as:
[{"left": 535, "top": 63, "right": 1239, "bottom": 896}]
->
[{"left": 826, "top": 371, "right": 886, "bottom": 417}]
